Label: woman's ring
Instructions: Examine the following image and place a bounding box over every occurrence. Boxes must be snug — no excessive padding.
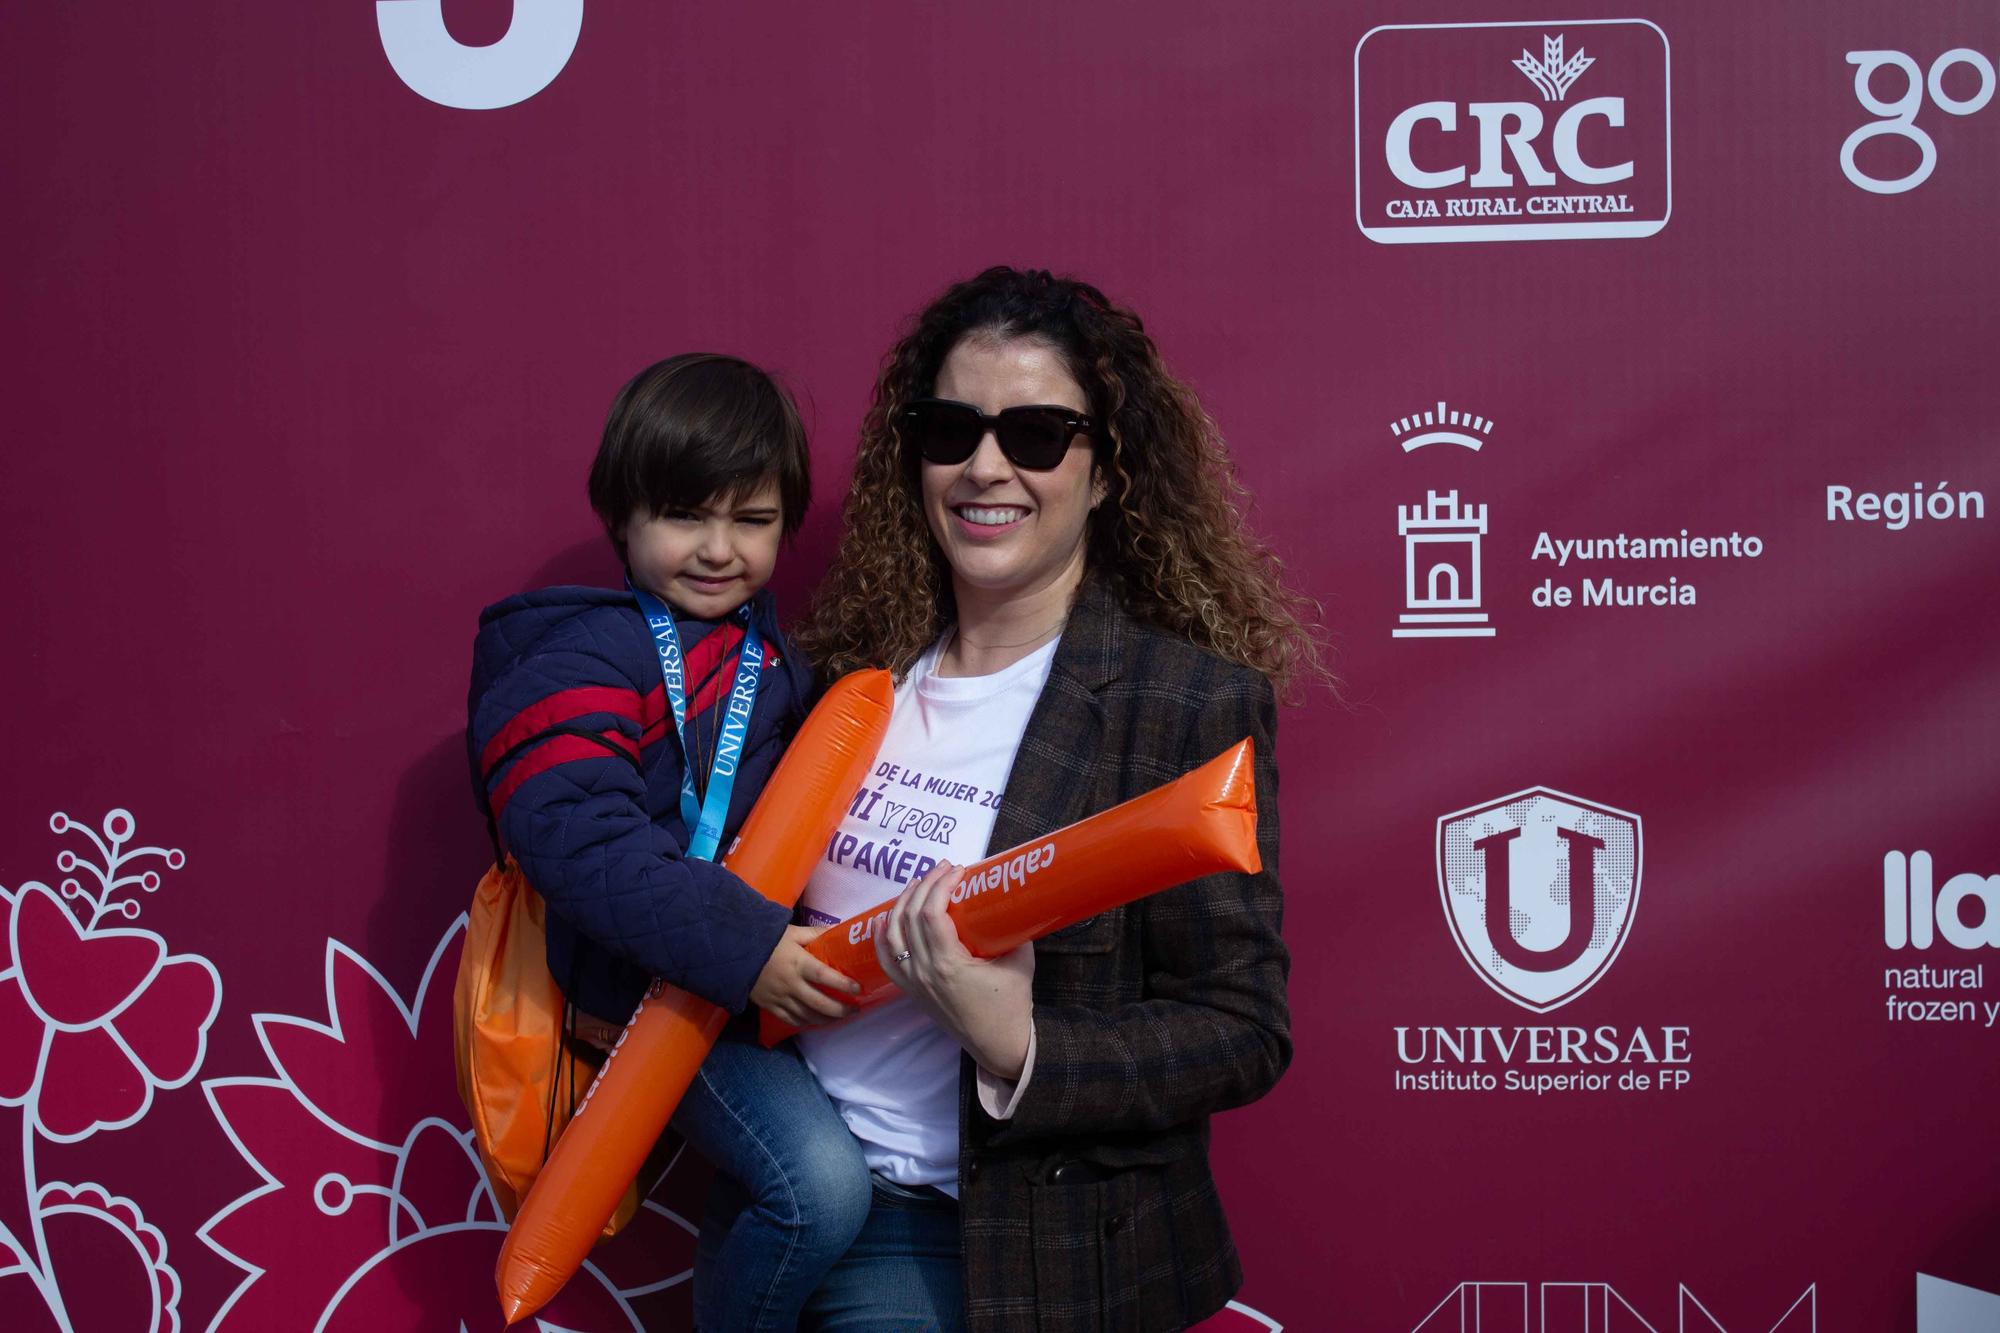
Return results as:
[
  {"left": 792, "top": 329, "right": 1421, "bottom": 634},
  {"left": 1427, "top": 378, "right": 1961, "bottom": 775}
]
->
[{"left": 893, "top": 949, "right": 913, "bottom": 964}]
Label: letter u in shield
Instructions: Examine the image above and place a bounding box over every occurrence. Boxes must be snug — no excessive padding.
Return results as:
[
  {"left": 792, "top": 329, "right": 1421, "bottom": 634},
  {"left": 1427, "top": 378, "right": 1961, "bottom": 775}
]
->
[{"left": 1436, "top": 787, "right": 1642, "bottom": 1011}]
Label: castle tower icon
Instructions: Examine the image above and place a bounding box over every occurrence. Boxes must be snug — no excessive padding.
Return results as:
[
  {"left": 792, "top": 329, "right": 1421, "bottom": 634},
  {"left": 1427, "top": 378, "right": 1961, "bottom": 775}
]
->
[{"left": 1395, "top": 490, "right": 1496, "bottom": 638}]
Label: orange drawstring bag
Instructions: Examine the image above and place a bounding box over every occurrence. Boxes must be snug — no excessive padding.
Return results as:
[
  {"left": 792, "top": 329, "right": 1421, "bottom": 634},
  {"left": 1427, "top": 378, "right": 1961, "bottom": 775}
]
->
[{"left": 453, "top": 859, "right": 640, "bottom": 1236}]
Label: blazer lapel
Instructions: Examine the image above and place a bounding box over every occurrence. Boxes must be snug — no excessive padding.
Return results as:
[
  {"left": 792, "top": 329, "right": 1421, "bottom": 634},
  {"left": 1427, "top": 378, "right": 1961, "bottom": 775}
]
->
[{"left": 985, "top": 576, "right": 1124, "bottom": 856}]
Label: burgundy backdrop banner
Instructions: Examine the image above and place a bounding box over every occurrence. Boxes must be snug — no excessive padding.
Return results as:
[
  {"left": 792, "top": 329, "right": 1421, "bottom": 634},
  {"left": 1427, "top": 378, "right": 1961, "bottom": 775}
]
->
[{"left": 3, "top": 3, "right": 1996, "bottom": 1330}]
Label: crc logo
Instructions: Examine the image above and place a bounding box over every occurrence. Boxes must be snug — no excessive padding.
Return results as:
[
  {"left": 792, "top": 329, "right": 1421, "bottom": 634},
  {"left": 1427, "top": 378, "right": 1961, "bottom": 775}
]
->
[
  {"left": 1842, "top": 49, "right": 1995, "bottom": 193},
  {"left": 1884, "top": 850, "right": 2000, "bottom": 948},
  {"left": 1438, "top": 787, "right": 1641, "bottom": 1012},
  {"left": 1354, "top": 19, "right": 1671, "bottom": 243}
]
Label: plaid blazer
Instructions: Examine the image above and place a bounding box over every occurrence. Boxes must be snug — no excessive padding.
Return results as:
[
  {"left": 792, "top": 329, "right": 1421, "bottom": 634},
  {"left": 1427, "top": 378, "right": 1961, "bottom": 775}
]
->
[{"left": 956, "top": 576, "right": 1292, "bottom": 1332}]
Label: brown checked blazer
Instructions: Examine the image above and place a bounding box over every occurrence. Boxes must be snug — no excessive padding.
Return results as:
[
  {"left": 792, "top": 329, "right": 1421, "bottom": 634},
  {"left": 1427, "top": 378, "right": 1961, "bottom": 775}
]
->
[{"left": 955, "top": 576, "right": 1293, "bottom": 1332}]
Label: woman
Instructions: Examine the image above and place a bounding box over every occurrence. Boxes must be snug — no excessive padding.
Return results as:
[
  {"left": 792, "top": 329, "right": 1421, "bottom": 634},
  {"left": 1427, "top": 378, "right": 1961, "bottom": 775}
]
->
[{"left": 791, "top": 266, "right": 1323, "bottom": 1331}]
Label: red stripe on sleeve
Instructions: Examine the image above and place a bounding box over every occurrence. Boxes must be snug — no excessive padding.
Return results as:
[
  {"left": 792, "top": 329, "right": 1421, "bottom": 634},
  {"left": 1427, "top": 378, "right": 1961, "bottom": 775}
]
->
[
  {"left": 488, "top": 729, "right": 642, "bottom": 830},
  {"left": 480, "top": 685, "right": 641, "bottom": 774},
  {"left": 639, "top": 683, "right": 666, "bottom": 736},
  {"left": 596, "top": 726, "right": 639, "bottom": 762}
]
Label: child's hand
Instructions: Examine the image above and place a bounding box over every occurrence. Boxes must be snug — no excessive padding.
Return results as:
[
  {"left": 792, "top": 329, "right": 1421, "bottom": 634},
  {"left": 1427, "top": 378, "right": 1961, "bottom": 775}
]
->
[
  {"left": 572, "top": 1014, "right": 624, "bottom": 1054},
  {"left": 751, "top": 925, "right": 862, "bottom": 1028}
]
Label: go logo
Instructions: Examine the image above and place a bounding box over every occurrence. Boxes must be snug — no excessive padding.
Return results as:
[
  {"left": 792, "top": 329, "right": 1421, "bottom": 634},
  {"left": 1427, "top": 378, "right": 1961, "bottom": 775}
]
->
[
  {"left": 1842, "top": 48, "right": 1995, "bottom": 193},
  {"left": 376, "top": 0, "right": 584, "bottom": 110}
]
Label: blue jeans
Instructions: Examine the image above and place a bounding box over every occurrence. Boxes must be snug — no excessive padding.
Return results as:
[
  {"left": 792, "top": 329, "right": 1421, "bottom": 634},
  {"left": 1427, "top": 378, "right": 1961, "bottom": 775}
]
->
[
  {"left": 798, "top": 1175, "right": 967, "bottom": 1332},
  {"left": 671, "top": 1036, "right": 873, "bottom": 1333}
]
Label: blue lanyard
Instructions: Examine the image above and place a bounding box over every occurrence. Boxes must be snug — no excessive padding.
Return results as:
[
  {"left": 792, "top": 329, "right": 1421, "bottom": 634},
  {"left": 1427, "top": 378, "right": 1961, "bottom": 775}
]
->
[{"left": 627, "top": 579, "right": 764, "bottom": 861}]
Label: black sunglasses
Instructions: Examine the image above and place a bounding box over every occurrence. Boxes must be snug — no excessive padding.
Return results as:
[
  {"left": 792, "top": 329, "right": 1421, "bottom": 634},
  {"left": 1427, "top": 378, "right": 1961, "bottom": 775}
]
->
[{"left": 900, "top": 398, "right": 1096, "bottom": 471}]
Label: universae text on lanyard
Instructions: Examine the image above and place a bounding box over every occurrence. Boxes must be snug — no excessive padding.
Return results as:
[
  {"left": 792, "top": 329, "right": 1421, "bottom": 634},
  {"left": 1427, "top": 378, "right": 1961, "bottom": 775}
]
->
[{"left": 626, "top": 578, "right": 764, "bottom": 862}]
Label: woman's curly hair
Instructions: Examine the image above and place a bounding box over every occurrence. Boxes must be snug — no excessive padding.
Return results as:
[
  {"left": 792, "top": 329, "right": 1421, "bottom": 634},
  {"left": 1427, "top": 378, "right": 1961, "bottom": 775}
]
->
[{"left": 797, "top": 266, "right": 1331, "bottom": 694}]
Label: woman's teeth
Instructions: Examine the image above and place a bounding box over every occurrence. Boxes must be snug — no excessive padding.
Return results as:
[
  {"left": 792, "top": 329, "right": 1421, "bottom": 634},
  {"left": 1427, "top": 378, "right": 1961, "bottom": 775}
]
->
[{"left": 958, "top": 506, "right": 1026, "bottom": 526}]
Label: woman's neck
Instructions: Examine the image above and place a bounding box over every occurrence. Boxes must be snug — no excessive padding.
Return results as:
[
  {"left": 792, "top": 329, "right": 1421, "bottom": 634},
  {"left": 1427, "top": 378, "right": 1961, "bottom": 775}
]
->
[{"left": 939, "top": 557, "right": 1085, "bottom": 678}]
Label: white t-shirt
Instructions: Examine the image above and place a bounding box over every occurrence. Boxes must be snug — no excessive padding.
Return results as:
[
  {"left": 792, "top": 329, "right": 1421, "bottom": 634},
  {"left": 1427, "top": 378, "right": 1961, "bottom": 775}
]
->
[{"left": 796, "top": 634, "right": 1059, "bottom": 1193}]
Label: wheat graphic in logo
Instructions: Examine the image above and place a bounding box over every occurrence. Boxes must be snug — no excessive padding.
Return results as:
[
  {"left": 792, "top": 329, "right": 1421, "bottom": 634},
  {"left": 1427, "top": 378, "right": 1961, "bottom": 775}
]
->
[{"left": 1514, "top": 34, "right": 1593, "bottom": 102}]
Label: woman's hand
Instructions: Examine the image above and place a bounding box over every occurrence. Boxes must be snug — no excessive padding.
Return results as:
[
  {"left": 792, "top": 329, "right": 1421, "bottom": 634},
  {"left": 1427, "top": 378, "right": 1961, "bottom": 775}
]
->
[
  {"left": 876, "top": 860, "right": 1035, "bottom": 1081},
  {"left": 751, "top": 924, "right": 863, "bottom": 1028}
]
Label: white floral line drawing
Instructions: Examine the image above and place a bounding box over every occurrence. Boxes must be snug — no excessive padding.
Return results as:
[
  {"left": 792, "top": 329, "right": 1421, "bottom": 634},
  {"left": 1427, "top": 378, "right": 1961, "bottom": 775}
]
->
[
  {"left": 0, "top": 808, "right": 221, "bottom": 1333},
  {"left": 196, "top": 915, "right": 694, "bottom": 1331},
  {"left": 1222, "top": 1302, "right": 1282, "bottom": 1331},
  {"left": 2, "top": 808, "right": 1268, "bottom": 1332}
]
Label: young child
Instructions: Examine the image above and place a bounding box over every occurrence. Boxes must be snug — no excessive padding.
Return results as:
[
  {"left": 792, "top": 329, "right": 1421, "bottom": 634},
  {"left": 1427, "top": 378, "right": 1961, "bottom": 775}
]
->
[{"left": 467, "top": 354, "right": 869, "bottom": 1331}]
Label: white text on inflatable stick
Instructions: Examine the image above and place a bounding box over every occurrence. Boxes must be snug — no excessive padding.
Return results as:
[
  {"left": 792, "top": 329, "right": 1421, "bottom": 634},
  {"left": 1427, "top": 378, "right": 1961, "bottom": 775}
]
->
[{"left": 843, "top": 841, "right": 1059, "bottom": 946}]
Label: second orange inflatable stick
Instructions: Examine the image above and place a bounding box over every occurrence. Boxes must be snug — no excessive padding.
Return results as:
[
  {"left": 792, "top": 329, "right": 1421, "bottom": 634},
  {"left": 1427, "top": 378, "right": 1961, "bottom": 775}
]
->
[
  {"left": 760, "top": 736, "right": 1260, "bottom": 1046},
  {"left": 495, "top": 669, "right": 894, "bottom": 1326}
]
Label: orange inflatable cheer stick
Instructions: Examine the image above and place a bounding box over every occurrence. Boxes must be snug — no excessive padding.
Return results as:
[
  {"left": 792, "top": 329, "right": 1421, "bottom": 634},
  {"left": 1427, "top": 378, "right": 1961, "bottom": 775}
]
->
[
  {"left": 495, "top": 670, "right": 894, "bottom": 1326},
  {"left": 760, "top": 737, "right": 1259, "bottom": 1047}
]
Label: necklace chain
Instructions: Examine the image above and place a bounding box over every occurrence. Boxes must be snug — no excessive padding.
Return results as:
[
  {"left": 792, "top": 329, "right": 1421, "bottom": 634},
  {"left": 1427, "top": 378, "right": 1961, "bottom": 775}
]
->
[
  {"left": 689, "top": 629, "right": 736, "bottom": 798},
  {"left": 951, "top": 614, "right": 1069, "bottom": 653}
]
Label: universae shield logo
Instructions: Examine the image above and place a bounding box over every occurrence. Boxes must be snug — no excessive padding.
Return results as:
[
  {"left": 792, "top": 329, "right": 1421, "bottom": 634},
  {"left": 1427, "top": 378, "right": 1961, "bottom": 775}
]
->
[{"left": 1437, "top": 787, "right": 1642, "bottom": 1011}]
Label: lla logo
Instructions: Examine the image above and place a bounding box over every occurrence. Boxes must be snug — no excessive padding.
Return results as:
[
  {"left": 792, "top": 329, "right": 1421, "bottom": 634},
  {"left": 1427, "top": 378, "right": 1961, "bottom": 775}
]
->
[
  {"left": 1884, "top": 851, "right": 2000, "bottom": 949},
  {"left": 1354, "top": 20, "right": 1672, "bottom": 243},
  {"left": 1438, "top": 788, "right": 1642, "bottom": 1011}
]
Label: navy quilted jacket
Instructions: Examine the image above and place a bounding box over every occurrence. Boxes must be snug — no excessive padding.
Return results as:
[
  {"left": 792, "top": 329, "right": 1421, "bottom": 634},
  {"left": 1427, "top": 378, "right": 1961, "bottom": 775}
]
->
[{"left": 467, "top": 584, "right": 812, "bottom": 1023}]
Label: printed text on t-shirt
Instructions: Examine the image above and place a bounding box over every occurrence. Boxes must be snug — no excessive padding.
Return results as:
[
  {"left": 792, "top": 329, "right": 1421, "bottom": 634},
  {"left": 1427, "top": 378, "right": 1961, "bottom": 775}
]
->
[{"left": 820, "top": 761, "right": 1010, "bottom": 888}]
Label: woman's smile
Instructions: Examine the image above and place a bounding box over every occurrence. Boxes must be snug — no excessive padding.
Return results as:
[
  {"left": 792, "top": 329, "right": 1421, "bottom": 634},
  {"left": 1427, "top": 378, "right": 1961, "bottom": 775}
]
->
[{"left": 948, "top": 503, "right": 1030, "bottom": 535}]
